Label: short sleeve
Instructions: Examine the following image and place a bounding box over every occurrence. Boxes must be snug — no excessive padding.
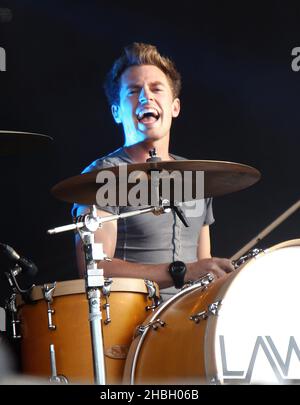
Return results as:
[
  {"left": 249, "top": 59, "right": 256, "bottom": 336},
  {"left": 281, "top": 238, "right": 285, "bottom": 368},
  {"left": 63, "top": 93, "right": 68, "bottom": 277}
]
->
[
  {"left": 203, "top": 198, "right": 215, "bottom": 226},
  {"left": 71, "top": 158, "right": 120, "bottom": 218}
]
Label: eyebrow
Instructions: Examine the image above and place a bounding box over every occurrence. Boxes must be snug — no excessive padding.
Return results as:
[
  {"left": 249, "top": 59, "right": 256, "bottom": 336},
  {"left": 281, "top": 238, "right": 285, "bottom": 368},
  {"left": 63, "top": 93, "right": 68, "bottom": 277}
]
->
[{"left": 125, "top": 81, "right": 166, "bottom": 90}]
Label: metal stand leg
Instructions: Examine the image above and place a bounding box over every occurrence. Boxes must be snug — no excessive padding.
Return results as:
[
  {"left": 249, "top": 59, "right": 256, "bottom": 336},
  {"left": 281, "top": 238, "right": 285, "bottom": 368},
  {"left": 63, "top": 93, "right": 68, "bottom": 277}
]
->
[
  {"left": 81, "top": 212, "right": 107, "bottom": 385},
  {"left": 87, "top": 287, "right": 106, "bottom": 385}
]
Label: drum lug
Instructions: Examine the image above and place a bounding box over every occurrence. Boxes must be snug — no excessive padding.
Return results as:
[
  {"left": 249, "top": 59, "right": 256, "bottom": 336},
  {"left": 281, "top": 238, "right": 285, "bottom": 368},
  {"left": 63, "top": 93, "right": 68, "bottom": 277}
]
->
[
  {"left": 42, "top": 283, "right": 57, "bottom": 330},
  {"left": 135, "top": 319, "right": 166, "bottom": 337},
  {"left": 232, "top": 248, "right": 262, "bottom": 269},
  {"left": 190, "top": 300, "right": 222, "bottom": 324},
  {"left": 5, "top": 293, "right": 21, "bottom": 339},
  {"left": 49, "top": 344, "right": 68, "bottom": 384},
  {"left": 144, "top": 279, "right": 162, "bottom": 310},
  {"left": 183, "top": 273, "right": 214, "bottom": 289},
  {"left": 101, "top": 278, "right": 113, "bottom": 324}
]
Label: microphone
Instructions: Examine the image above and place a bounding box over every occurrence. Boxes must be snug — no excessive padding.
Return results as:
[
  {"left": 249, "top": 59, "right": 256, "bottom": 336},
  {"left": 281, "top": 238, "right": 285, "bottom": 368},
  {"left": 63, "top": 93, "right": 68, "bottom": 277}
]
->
[{"left": 0, "top": 243, "right": 38, "bottom": 277}]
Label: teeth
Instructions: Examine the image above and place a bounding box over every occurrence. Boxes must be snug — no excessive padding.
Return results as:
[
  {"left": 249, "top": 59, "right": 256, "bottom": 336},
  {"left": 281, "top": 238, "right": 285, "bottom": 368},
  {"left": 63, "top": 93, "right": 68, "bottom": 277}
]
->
[{"left": 137, "top": 108, "right": 159, "bottom": 120}]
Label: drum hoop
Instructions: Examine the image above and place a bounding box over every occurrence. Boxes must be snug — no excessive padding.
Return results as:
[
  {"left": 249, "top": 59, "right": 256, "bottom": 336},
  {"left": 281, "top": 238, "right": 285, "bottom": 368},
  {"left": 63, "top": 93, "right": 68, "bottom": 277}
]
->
[
  {"left": 265, "top": 238, "right": 300, "bottom": 253},
  {"left": 18, "top": 278, "right": 159, "bottom": 304},
  {"left": 129, "top": 281, "right": 208, "bottom": 384}
]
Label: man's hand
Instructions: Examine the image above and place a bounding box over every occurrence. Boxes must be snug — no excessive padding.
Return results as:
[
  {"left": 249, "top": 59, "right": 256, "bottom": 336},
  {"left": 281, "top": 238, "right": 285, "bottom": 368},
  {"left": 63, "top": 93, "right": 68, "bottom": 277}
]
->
[{"left": 187, "top": 257, "right": 234, "bottom": 281}]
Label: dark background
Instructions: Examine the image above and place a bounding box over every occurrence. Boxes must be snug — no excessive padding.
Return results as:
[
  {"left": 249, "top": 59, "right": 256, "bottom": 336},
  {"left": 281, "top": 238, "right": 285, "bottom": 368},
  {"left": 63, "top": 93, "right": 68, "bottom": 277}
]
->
[{"left": 0, "top": 0, "right": 299, "bottom": 305}]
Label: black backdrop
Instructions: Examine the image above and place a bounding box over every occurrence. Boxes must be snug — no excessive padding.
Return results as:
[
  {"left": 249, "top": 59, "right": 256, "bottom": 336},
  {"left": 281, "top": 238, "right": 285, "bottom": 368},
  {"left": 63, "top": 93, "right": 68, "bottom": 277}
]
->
[{"left": 0, "top": 0, "right": 299, "bottom": 305}]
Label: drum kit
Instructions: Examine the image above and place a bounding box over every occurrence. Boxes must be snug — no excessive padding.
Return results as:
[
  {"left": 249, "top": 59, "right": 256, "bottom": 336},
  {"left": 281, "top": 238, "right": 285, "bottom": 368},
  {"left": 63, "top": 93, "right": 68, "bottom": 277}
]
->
[{"left": 0, "top": 130, "right": 300, "bottom": 385}]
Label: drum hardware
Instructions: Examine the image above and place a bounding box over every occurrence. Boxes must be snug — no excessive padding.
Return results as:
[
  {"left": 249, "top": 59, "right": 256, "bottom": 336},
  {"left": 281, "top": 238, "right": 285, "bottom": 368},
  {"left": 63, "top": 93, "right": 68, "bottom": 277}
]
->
[
  {"left": 0, "top": 307, "right": 5, "bottom": 332},
  {"left": 47, "top": 203, "right": 169, "bottom": 385},
  {"left": 42, "top": 283, "right": 57, "bottom": 330},
  {"left": 135, "top": 319, "right": 166, "bottom": 337},
  {"left": 146, "top": 147, "right": 162, "bottom": 163},
  {"left": 5, "top": 293, "right": 21, "bottom": 339},
  {"left": 4, "top": 262, "right": 36, "bottom": 339},
  {"left": 183, "top": 273, "right": 215, "bottom": 290},
  {"left": 1, "top": 243, "right": 38, "bottom": 313},
  {"left": 49, "top": 344, "right": 68, "bottom": 384},
  {"left": 3, "top": 263, "right": 35, "bottom": 301},
  {"left": 48, "top": 205, "right": 170, "bottom": 236},
  {"left": 102, "top": 278, "right": 113, "bottom": 325},
  {"left": 189, "top": 300, "right": 222, "bottom": 324},
  {"left": 0, "top": 243, "right": 38, "bottom": 278},
  {"left": 144, "top": 279, "right": 161, "bottom": 310},
  {"left": 232, "top": 248, "right": 262, "bottom": 269},
  {"left": 66, "top": 205, "right": 107, "bottom": 385},
  {"left": 83, "top": 230, "right": 106, "bottom": 385}
]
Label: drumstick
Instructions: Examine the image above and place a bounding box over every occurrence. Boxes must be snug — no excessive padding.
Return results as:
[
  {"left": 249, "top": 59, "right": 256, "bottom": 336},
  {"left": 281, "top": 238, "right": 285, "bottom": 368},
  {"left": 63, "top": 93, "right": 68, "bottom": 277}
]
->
[{"left": 230, "top": 199, "right": 300, "bottom": 261}]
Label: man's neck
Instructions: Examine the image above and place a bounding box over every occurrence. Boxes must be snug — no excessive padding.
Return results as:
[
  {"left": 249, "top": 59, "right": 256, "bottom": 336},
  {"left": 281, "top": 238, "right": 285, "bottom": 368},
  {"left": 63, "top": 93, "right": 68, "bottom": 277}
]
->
[{"left": 123, "top": 139, "right": 173, "bottom": 163}]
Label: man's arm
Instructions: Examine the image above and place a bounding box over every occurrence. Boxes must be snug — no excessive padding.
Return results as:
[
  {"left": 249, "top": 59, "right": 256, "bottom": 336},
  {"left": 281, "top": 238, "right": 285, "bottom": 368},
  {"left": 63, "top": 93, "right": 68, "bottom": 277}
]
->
[
  {"left": 75, "top": 208, "right": 234, "bottom": 289},
  {"left": 75, "top": 207, "right": 175, "bottom": 288},
  {"left": 197, "top": 225, "right": 212, "bottom": 259}
]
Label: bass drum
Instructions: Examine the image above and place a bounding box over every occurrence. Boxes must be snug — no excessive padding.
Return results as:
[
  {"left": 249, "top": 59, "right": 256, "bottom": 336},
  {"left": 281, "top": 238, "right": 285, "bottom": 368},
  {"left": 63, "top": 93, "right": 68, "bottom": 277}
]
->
[
  {"left": 16, "top": 278, "right": 159, "bottom": 384},
  {"left": 123, "top": 239, "right": 300, "bottom": 385}
]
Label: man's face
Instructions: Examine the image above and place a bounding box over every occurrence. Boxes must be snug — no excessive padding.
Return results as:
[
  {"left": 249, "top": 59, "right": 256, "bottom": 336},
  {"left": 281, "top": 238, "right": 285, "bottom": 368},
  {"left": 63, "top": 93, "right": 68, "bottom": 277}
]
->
[{"left": 111, "top": 65, "right": 180, "bottom": 146}]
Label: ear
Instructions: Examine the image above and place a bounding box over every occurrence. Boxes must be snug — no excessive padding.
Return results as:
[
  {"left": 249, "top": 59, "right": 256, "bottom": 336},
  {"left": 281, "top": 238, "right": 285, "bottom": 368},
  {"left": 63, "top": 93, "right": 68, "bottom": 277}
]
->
[
  {"left": 111, "top": 104, "right": 122, "bottom": 124},
  {"left": 171, "top": 98, "right": 180, "bottom": 118}
]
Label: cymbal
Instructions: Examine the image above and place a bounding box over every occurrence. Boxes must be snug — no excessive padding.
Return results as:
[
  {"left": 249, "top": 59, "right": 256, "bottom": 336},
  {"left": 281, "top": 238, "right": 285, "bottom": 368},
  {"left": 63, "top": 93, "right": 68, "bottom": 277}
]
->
[
  {"left": 51, "top": 160, "right": 261, "bottom": 205},
  {"left": 0, "top": 130, "right": 53, "bottom": 155}
]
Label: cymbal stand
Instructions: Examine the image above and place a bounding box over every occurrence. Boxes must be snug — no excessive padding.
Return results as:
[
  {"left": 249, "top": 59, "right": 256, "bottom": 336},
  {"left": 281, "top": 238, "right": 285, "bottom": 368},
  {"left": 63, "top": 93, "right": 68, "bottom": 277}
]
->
[
  {"left": 47, "top": 203, "right": 171, "bottom": 385},
  {"left": 79, "top": 206, "right": 107, "bottom": 385}
]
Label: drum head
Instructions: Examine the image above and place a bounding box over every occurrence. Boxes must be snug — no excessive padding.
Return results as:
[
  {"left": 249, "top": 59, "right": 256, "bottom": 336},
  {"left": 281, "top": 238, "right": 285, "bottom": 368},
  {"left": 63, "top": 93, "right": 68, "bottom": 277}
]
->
[{"left": 210, "top": 239, "right": 300, "bottom": 384}]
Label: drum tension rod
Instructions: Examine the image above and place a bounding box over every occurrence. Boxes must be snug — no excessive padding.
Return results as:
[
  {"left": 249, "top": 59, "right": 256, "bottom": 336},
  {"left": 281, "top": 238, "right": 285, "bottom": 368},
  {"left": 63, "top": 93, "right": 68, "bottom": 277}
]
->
[
  {"left": 4, "top": 264, "right": 36, "bottom": 339},
  {"left": 232, "top": 248, "right": 262, "bottom": 269},
  {"left": 42, "top": 283, "right": 57, "bottom": 330},
  {"left": 190, "top": 300, "right": 222, "bottom": 324},
  {"left": 101, "top": 278, "right": 113, "bottom": 324},
  {"left": 5, "top": 293, "right": 21, "bottom": 339},
  {"left": 135, "top": 319, "right": 166, "bottom": 337},
  {"left": 144, "top": 279, "right": 162, "bottom": 310}
]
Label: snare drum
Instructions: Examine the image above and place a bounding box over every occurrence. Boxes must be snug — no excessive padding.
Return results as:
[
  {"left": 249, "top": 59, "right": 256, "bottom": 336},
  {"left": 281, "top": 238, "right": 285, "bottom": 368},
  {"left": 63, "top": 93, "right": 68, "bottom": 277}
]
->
[
  {"left": 123, "top": 239, "right": 300, "bottom": 384},
  {"left": 16, "top": 277, "right": 159, "bottom": 384}
]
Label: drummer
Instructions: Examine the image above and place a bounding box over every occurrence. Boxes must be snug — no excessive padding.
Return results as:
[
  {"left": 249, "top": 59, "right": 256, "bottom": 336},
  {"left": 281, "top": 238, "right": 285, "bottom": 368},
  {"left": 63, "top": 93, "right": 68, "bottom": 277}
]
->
[{"left": 73, "top": 42, "right": 234, "bottom": 301}]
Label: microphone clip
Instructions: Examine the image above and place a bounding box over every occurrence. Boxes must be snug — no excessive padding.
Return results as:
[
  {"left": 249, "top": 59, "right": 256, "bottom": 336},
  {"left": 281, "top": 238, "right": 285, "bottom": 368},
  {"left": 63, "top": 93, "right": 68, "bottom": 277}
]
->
[
  {"left": 4, "top": 264, "right": 35, "bottom": 303},
  {"left": 0, "top": 242, "right": 36, "bottom": 302}
]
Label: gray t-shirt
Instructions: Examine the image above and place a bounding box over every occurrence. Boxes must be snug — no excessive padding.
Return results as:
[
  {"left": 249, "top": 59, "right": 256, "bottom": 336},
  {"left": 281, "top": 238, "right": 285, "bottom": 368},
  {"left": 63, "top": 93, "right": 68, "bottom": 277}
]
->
[{"left": 73, "top": 148, "right": 214, "bottom": 299}]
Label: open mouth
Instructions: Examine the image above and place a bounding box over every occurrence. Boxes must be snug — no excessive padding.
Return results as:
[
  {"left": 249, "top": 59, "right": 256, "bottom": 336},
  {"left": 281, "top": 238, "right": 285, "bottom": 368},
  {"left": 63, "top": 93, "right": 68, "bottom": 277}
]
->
[{"left": 136, "top": 108, "right": 160, "bottom": 124}]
